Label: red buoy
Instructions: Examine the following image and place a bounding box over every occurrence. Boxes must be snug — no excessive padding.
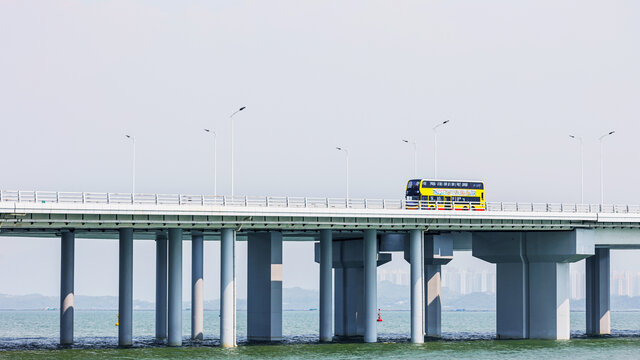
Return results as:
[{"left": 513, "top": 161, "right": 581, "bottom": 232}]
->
[{"left": 377, "top": 308, "right": 383, "bottom": 322}]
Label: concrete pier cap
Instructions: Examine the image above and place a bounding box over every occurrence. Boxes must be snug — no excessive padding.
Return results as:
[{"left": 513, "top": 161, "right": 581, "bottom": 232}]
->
[
  {"left": 380, "top": 231, "right": 470, "bottom": 255},
  {"left": 402, "top": 234, "right": 454, "bottom": 264},
  {"left": 472, "top": 229, "right": 595, "bottom": 264},
  {"left": 313, "top": 239, "right": 392, "bottom": 267}
]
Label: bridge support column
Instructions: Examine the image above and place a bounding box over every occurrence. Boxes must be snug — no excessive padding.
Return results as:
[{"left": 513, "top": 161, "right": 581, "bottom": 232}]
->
[
  {"left": 155, "top": 232, "right": 168, "bottom": 342},
  {"left": 472, "top": 230, "right": 594, "bottom": 340},
  {"left": 191, "top": 232, "right": 204, "bottom": 341},
  {"left": 168, "top": 228, "right": 183, "bottom": 347},
  {"left": 335, "top": 266, "right": 364, "bottom": 337},
  {"left": 118, "top": 228, "right": 133, "bottom": 347},
  {"left": 529, "top": 262, "right": 572, "bottom": 339},
  {"left": 409, "top": 230, "right": 424, "bottom": 344},
  {"left": 315, "top": 237, "right": 391, "bottom": 340},
  {"left": 495, "top": 261, "right": 528, "bottom": 339},
  {"left": 247, "top": 232, "right": 283, "bottom": 342},
  {"left": 364, "top": 229, "right": 378, "bottom": 343},
  {"left": 586, "top": 248, "right": 610, "bottom": 335},
  {"left": 60, "top": 231, "right": 74, "bottom": 345},
  {"left": 220, "top": 228, "right": 236, "bottom": 347},
  {"left": 319, "top": 229, "right": 333, "bottom": 342},
  {"left": 424, "top": 264, "right": 442, "bottom": 337},
  {"left": 403, "top": 232, "right": 453, "bottom": 339},
  {"left": 424, "top": 234, "right": 453, "bottom": 338}
]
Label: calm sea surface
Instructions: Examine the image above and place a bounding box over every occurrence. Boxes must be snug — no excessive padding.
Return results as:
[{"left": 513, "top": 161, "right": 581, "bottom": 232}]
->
[{"left": 1, "top": 310, "right": 640, "bottom": 359}]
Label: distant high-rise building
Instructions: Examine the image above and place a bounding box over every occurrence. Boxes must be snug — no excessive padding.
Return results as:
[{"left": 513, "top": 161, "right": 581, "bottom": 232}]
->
[
  {"left": 570, "top": 271, "right": 585, "bottom": 300},
  {"left": 379, "top": 267, "right": 640, "bottom": 298},
  {"left": 625, "top": 271, "right": 634, "bottom": 297},
  {"left": 460, "top": 270, "right": 468, "bottom": 295},
  {"left": 377, "top": 268, "right": 409, "bottom": 286},
  {"left": 613, "top": 272, "right": 625, "bottom": 296},
  {"left": 480, "top": 271, "right": 489, "bottom": 293},
  {"left": 440, "top": 268, "right": 496, "bottom": 295}
]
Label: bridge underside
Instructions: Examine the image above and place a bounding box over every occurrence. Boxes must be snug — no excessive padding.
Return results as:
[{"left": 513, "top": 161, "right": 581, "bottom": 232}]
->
[
  {"left": 2, "top": 227, "right": 639, "bottom": 249},
  {"left": 0, "top": 211, "right": 609, "bottom": 232}
]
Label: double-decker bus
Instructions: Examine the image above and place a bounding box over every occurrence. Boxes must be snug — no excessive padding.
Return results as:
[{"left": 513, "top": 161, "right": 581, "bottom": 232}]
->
[{"left": 405, "top": 179, "right": 485, "bottom": 210}]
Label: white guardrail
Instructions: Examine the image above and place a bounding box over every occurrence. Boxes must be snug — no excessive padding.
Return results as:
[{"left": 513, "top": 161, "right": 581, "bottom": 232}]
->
[{"left": 1, "top": 190, "right": 639, "bottom": 213}]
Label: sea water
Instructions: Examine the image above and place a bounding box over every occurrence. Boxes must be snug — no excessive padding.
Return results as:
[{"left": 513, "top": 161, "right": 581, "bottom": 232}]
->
[{"left": 1, "top": 310, "right": 640, "bottom": 359}]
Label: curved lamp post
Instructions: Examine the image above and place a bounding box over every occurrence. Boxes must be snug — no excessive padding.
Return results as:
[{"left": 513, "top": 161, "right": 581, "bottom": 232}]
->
[
  {"left": 230, "top": 106, "right": 246, "bottom": 197},
  {"left": 125, "top": 134, "right": 136, "bottom": 196},
  {"left": 402, "top": 139, "right": 417, "bottom": 178},
  {"left": 569, "top": 134, "right": 584, "bottom": 204},
  {"left": 598, "top": 130, "right": 615, "bottom": 204},
  {"left": 204, "top": 129, "right": 217, "bottom": 196},
  {"left": 432, "top": 120, "right": 450, "bottom": 179},
  {"left": 336, "top": 147, "right": 350, "bottom": 204}
]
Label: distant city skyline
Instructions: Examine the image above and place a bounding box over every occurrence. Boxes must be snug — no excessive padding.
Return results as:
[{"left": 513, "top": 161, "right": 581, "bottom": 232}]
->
[{"left": 379, "top": 267, "right": 497, "bottom": 295}]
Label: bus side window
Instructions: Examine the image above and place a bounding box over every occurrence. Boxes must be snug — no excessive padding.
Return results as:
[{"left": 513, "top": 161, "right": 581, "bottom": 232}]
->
[{"left": 481, "top": 193, "right": 484, "bottom": 201}]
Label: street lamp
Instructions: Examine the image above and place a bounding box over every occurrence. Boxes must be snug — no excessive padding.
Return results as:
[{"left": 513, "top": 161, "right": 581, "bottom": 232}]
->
[
  {"left": 598, "top": 130, "right": 615, "bottom": 204},
  {"left": 569, "top": 135, "right": 584, "bottom": 204},
  {"left": 204, "top": 129, "right": 217, "bottom": 197},
  {"left": 433, "top": 120, "right": 450, "bottom": 179},
  {"left": 125, "top": 134, "right": 136, "bottom": 196},
  {"left": 336, "top": 147, "right": 349, "bottom": 203},
  {"left": 230, "top": 106, "right": 246, "bottom": 197},
  {"left": 402, "top": 139, "right": 417, "bottom": 178}
]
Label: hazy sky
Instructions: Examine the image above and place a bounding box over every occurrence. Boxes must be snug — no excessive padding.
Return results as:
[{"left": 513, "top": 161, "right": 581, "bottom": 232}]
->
[{"left": 1, "top": 1, "right": 639, "bottom": 301}]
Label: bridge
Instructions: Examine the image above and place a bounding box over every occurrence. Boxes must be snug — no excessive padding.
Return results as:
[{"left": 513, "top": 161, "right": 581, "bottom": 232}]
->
[{"left": 2, "top": 189, "right": 640, "bottom": 347}]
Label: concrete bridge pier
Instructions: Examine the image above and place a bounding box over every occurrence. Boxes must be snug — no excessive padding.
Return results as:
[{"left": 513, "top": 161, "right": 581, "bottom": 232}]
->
[
  {"left": 168, "top": 228, "right": 183, "bottom": 347},
  {"left": 319, "top": 229, "right": 333, "bottom": 342},
  {"left": 363, "top": 229, "right": 377, "bottom": 343},
  {"left": 402, "top": 232, "right": 453, "bottom": 340},
  {"left": 247, "top": 232, "right": 283, "bottom": 342},
  {"left": 118, "top": 228, "right": 133, "bottom": 347},
  {"left": 424, "top": 235, "right": 453, "bottom": 337},
  {"left": 155, "top": 232, "right": 168, "bottom": 342},
  {"left": 472, "top": 230, "right": 594, "bottom": 340},
  {"left": 408, "top": 229, "right": 424, "bottom": 344},
  {"left": 60, "top": 231, "right": 74, "bottom": 345},
  {"left": 315, "top": 235, "right": 391, "bottom": 341},
  {"left": 220, "top": 228, "right": 237, "bottom": 347},
  {"left": 334, "top": 265, "right": 364, "bottom": 338},
  {"left": 423, "top": 234, "right": 453, "bottom": 338},
  {"left": 191, "top": 232, "right": 204, "bottom": 341},
  {"left": 586, "top": 248, "right": 610, "bottom": 335}
]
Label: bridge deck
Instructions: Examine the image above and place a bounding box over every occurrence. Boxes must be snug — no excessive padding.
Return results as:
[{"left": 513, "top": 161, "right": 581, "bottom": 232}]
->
[{"left": 2, "top": 192, "right": 640, "bottom": 239}]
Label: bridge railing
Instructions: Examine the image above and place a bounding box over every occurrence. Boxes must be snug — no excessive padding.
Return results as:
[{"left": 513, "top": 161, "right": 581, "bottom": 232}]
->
[{"left": 3, "top": 190, "right": 640, "bottom": 213}]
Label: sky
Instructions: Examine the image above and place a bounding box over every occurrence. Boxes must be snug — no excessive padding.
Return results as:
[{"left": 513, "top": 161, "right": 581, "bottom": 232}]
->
[{"left": 1, "top": 1, "right": 639, "bottom": 301}]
